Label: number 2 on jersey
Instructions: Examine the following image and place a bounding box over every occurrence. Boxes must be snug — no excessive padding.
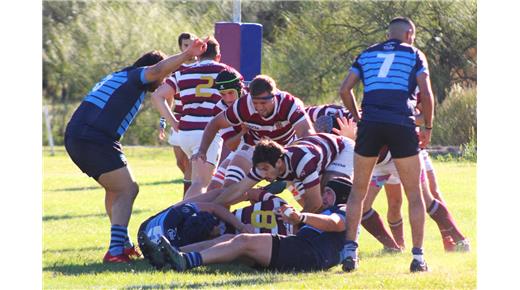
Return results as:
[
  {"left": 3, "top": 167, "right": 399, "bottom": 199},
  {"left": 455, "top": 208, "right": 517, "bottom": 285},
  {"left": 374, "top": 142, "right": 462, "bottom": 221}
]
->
[
  {"left": 376, "top": 53, "right": 395, "bottom": 78},
  {"left": 195, "top": 76, "right": 214, "bottom": 97}
]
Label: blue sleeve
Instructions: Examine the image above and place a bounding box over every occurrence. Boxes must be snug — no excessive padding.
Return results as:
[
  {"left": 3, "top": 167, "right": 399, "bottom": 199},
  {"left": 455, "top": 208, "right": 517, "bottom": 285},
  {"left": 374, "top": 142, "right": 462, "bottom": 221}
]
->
[
  {"left": 349, "top": 54, "right": 362, "bottom": 77},
  {"left": 128, "top": 67, "right": 149, "bottom": 86},
  {"left": 415, "top": 50, "right": 429, "bottom": 77}
]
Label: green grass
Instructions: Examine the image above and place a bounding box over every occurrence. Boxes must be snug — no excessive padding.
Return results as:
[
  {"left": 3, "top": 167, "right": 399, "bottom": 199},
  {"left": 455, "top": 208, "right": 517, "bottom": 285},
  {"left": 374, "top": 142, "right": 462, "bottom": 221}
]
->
[{"left": 43, "top": 146, "right": 476, "bottom": 289}]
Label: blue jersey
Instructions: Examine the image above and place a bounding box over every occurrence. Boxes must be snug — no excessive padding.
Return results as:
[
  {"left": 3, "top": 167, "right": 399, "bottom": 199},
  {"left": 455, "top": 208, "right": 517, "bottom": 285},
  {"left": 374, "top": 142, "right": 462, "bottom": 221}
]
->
[
  {"left": 142, "top": 203, "right": 200, "bottom": 247},
  {"left": 66, "top": 66, "right": 152, "bottom": 141},
  {"left": 297, "top": 205, "right": 346, "bottom": 268},
  {"left": 350, "top": 39, "right": 429, "bottom": 127}
]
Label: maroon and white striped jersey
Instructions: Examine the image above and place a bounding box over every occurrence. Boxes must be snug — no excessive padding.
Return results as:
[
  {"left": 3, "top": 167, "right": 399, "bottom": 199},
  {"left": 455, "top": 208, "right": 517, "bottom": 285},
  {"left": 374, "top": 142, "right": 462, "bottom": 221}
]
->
[
  {"left": 305, "top": 104, "right": 352, "bottom": 123},
  {"left": 213, "top": 100, "right": 242, "bottom": 143},
  {"left": 171, "top": 63, "right": 195, "bottom": 119},
  {"left": 166, "top": 60, "right": 233, "bottom": 131},
  {"left": 224, "top": 91, "right": 308, "bottom": 146},
  {"left": 248, "top": 133, "right": 346, "bottom": 190},
  {"left": 225, "top": 192, "right": 293, "bottom": 235}
]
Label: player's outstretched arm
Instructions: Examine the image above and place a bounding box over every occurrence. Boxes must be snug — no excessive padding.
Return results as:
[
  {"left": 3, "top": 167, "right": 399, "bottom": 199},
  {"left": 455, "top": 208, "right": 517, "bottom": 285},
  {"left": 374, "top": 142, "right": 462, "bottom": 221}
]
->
[
  {"left": 195, "top": 202, "right": 253, "bottom": 233},
  {"left": 193, "top": 112, "right": 232, "bottom": 162},
  {"left": 214, "top": 177, "right": 258, "bottom": 207},
  {"left": 144, "top": 38, "right": 207, "bottom": 83},
  {"left": 339, "top": 72, "right": 361, "bottom": 122},
  {"left": 280, "top": 204, "right": 346, "bottom": 232}
]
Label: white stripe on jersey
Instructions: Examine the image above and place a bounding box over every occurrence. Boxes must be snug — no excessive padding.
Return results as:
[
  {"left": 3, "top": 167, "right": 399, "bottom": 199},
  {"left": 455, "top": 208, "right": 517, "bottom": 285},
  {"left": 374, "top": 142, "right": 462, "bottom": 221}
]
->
[
  {"left": 174, "top": 99, "right": 182, "bottom": 106},
  {"left": 179, "top": 88, "right": 220, "bottom": 97},
  {"left": 246, "top": 120, "right": 290, "bottom": 131},
  {"left": 176, "top": 72, "right": 219, "bottom": 81},
  {"left": 180, "top": 115, "right": 214, "bottom": 122},
  {"left": 253, "top": 202, "right": 262, "bottom": 234},
  {"left": 295, "top": 147, "right": 315, "bottom": 176},
  {"left": 183, "top": 102, "right": 216, "bottom": 110}
]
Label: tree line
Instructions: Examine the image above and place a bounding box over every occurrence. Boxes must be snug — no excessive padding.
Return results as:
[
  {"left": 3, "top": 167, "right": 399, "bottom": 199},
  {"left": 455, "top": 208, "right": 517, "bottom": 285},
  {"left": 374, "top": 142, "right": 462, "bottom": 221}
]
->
[{"left": 43, "top": 0, "right": 476, "bottom": 146}]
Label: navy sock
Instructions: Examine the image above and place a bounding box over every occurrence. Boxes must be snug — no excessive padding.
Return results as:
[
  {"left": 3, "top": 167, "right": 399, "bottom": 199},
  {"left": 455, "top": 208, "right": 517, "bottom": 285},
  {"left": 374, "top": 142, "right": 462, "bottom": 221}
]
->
[
  {"left": 184, "top": 252, "right": 203, "bottom": 269},
  {"left": 412, "top": 247, "right": 425, "bottom": 263},
  {"left": 109, "top": 225, "right": 127, "bottom": 256}
]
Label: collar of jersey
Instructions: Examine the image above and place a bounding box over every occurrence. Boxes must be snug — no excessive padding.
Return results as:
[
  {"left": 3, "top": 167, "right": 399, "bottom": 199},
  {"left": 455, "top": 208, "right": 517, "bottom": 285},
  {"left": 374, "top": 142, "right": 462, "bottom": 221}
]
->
[{"left": 198, "top": 59, "right": 218, "bottom": 66}]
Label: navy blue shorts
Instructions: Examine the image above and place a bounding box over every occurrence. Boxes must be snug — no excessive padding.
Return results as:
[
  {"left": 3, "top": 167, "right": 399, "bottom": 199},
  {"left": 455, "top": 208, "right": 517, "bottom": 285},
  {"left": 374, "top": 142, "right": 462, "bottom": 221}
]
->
[
  {"left": 268, "top": 234, "right": 321, "bottom": 272},
  {"left": 64, "top": 136, "right": 127, "bottom": 180},
  {"left": 355, "top": 120, "right": 419, "bottom": 158}
]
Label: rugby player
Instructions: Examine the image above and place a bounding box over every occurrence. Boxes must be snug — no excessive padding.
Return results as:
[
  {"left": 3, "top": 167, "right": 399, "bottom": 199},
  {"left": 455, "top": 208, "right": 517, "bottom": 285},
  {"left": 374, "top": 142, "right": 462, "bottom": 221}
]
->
[
  {"left": 64, "top": 38, "right": 208, "bottom": 263},
  {"left": 339, "top": 17, "right": 434, "bottom": 272},
  {"left": 158, "top": 32, "right": 198, "bottom": 195},
  {"left": 151, "top": 37, "right": 237, "bottom": 199},
  {"left": 192, "top": 75, "right": 315, "bottom": 199},
  {"left": 211, "top": 133, "right": 354, "bottom": 213},
  {"left": 157, "top": 177, "right": 353, "bottom": 272}
]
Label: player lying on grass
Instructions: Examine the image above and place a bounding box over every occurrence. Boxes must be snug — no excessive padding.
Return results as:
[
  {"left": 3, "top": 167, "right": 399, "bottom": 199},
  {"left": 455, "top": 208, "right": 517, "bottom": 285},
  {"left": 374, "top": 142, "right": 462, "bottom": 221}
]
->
[
  {"left": 333, "top": 116, "right": 470, "bottom": 253},
  {"left": 155, "top": 177, "right": 353, "bottom": 272},
  {"left": 138, "top": 188, "right": 294, "bottom": 269}
]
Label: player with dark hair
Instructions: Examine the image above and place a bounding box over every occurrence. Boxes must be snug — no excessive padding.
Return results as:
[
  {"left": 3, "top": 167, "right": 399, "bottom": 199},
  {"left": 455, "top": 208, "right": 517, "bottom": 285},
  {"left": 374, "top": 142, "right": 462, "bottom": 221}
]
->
[
  {"left": 156, "top": 177, "right": 352, "bottom": 272},
  {"left": 192, "top": 74, "right": 315, "bottom": 202},
  {"left": 152, "top": 36, "right": 238, "bottom": 200},
  {"left": 64, "top": 39, "right": 208, "bottom": 263},
  {"left": 339, "top": 16, "right": 434, "bottom": 272},
  {"left": 202, "top": 133, "right": 354, "bottom": 214},
  {"left": 158, "top": 32, "right": 197, "bottom": 195}
]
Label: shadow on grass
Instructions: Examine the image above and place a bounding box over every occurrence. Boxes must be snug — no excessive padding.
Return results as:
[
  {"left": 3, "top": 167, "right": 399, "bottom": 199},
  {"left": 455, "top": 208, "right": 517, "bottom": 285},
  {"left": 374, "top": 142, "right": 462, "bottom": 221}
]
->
[
  {"left": 43, "top": 259, "right": 157, "bottom": 275},
  {"left": 43, "top": 209, "right": 145, "bottom": 222},
  {"left": 43, "top": 246, "right": 104, "bottom": 254},
  {"left": 49, "top": 179, "right": 184, "bottom": 192},
  {"left": 127, "top": 265, "right": 288, "bottom": 289}
]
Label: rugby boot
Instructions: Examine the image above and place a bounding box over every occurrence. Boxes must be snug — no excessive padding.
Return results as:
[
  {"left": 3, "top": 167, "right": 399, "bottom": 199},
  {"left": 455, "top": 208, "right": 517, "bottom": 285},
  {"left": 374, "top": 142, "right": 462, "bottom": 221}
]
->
[
  {"left": 410, "top": 258, "right": 428, "bottom": 272},
  {"left": 342, "top": 256, "right": 359, "bottom": 272},
  {"left": 103, "top": 251, "right": 131, "bottom": 263},
  {"left": 124, "top": 245, "right": 142, "bottom": 259},
  {"left": 138, "top": 232, "right": 166, "bottom": 269},
  {"left": 159, "top": 236, "right": 187, "bottom": 271},
  {"left": 454, "top": 239, "right": 471, "bottom": 252}
]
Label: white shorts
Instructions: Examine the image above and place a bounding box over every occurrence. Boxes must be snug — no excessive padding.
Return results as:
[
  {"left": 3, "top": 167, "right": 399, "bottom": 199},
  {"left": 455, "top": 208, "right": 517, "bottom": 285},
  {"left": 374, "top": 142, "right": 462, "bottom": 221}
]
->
[
  {"left": 235, "top": 141, "right": 255, "bottom": 160},
  {"left": 420, "top": 150, "right": 434, "bottom": 172},
  {"left": 167, "top": 128, "right": 181, "bottom": 147},
  {"left": 372, "top": 155, "right": 426, "bottom": 186},
  {"left": 177, "top": 130, "right": 223, "bottom": 166},
  {"left": 325, "top": 137, "right": 354, "bottom": 178}
]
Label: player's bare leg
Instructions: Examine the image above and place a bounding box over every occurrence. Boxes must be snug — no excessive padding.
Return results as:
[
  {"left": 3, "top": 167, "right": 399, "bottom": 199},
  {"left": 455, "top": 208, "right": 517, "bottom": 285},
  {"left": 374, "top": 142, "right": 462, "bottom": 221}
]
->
[
  {"left": 223, "top": 154, "right": 252, "bottom": 188},
  {"left": 161, "top": 234, "right": 272, "bottom": 271},
  {"left": 342, "top": 153, "right": 378, "bottom": 272},
  {"left": 393, "top": 155, "right": 427, "bottom": 271},
  {"left": 180, "top": 234, "right": 235, "bottom": 253},
  {"left": 104, "top": 190, "right": 116, "bottom": 222},
  {"left": 384, "top": 183, "right": 406, "bottom": 249},
  {"left": 207, "top": 157, "right": 231, "bottom": 191},
  {"left": 184, "top": 159, "right": 215, "bottom": 199},
  {"left": 426, "top": 169, "right": 446, "bottom": 204},
  {"left": 173, "top": 146, "right": 192, "bottom": 195},
  {"left": 97, "top": 166, "right": 140, "bottom": 262}
]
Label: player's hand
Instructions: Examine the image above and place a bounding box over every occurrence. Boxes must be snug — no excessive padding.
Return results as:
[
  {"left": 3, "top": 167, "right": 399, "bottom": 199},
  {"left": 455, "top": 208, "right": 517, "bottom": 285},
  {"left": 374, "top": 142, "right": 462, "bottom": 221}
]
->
[
  {"left": 332, "top": 116, "right": 357, "bottom": 140},
  {"left": 191, "top": 151, "right": 207, "bottom": 162},
  {"left": 186, "top": 37, "right": 208, "bottom": 58},
  {"left": 171, "top": 119, "right": 180, "bottom": 132},
  {"left": 238, "top": 124, "right": 248, "bottom": 135},
  {"left": 419, "top": 128, "right": 432, "bottom": 149},
  {"left": 278, "top": 204, "right": 301, "bottom": 225},
  {"left": 239, "top": 223, "right": 255, "bottom": 234},
  {"left": 158, "top": 127, "right": 166, "bottom": 140}
]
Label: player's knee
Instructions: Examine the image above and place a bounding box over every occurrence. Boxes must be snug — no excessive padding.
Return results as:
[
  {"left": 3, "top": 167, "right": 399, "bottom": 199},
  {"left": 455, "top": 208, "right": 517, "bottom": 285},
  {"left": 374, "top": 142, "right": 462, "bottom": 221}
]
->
[
  {"left": 131, "top": 182, "right": 139, "bottom": 197},
  {"left": 232, "top": 234, "right": 253, "bottom": 250}
]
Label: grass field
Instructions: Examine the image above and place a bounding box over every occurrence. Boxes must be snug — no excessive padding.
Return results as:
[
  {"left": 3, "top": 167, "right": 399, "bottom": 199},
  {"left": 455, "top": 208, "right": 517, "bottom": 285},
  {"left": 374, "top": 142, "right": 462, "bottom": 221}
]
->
[{"left": 43, "top": 146, "right": 476, "bottom": 289}]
